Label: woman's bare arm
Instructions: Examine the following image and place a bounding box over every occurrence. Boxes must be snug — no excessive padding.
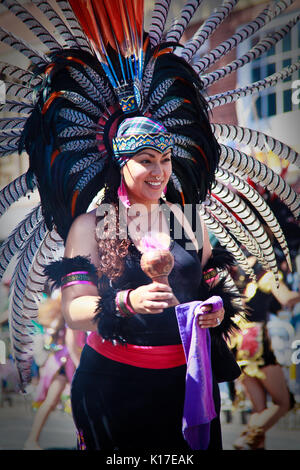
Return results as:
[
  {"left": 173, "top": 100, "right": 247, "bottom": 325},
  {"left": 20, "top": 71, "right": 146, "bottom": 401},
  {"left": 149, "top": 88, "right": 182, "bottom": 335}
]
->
[
  {"left": 61, "top": 210, "right": 100, "bottom": 331},
  {"left": 200, "top": 216, "right": 212, "bottom": 268}
]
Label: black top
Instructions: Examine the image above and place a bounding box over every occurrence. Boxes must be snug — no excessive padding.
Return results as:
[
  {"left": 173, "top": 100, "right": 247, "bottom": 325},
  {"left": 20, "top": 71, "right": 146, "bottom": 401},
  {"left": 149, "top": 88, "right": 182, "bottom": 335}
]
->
[
  {"left": 245, "top": 262, "right": 274, "bottom": 323},
  {"left": 112, "top": 204, "right": 203, "bottom": 346}
]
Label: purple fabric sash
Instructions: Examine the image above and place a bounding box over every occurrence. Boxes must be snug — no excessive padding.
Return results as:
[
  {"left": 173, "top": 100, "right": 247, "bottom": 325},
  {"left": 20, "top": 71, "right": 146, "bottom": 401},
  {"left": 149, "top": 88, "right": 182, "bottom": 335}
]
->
[{"left": 175, "top": 296, "right": 222, "bottom": 449}]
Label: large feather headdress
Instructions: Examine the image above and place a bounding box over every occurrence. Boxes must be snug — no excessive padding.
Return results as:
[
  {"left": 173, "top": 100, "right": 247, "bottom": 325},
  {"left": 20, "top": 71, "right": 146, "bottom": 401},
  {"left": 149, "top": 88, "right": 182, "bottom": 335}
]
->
[{"left": 0, "top": 0, "right": 299, "bottom": 389}]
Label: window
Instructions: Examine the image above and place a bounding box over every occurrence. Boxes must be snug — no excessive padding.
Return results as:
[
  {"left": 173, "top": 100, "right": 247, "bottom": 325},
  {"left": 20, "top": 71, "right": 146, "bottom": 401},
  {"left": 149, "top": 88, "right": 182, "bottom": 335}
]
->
[{"left": 238, "top": 12, "right": 300, "bottom": 120}]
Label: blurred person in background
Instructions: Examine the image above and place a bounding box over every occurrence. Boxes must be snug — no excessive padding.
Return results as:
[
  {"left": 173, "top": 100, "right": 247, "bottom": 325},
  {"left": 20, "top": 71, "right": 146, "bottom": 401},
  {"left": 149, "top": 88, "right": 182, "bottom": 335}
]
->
[
  {"left": 0, "top": 280, "right": 19, "bottom": 406},
  {"left": 23, "top": 293, "right": 85, "bottom": 450},
  {"left": 231, "top": 256, "right": 300, "bottom": 450}
]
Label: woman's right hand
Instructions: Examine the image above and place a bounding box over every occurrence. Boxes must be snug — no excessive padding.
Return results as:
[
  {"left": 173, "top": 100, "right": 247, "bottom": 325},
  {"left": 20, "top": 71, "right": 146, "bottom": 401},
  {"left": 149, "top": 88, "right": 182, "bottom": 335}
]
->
[{"left": 129, "top": 283, "right": 179, "bottom": 314}]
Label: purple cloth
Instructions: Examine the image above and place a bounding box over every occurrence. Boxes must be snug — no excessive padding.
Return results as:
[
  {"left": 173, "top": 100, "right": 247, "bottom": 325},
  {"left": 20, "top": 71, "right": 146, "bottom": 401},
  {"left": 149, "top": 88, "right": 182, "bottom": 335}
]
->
[{"left": 175, "top": 296, "right": 223, "bottom": 449}]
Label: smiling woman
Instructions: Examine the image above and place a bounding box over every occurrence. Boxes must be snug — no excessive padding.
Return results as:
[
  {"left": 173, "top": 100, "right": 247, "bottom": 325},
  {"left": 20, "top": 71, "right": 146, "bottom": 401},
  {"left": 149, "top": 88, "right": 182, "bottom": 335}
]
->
[
  {"left": 122, "top": 148, "right": 172, "bottom": 207},
  {"left": 44, "top": 115, "right": 235, "bottom": 451},
  {"left": 0, "top": 0, "right": 298, "bottom": 454}
]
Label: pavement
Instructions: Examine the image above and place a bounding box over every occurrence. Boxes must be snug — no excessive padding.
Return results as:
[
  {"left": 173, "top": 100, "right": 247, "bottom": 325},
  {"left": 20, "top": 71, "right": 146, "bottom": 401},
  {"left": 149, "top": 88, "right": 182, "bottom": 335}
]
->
[{"left": 0, "top": 392, "right": 300, "bottom": 453}]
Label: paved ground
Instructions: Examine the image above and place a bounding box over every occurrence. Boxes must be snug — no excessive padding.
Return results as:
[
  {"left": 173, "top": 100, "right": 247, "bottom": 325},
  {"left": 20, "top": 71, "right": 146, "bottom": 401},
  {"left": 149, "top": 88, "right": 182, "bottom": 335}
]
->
[{"left": 0, "top": 392, "right": 300, "bottom": 452}]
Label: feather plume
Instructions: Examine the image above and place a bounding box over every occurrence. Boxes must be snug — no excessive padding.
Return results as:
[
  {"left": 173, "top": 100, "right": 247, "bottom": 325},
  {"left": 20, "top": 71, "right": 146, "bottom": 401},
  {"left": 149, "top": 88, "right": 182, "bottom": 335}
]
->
[
  {"left": 0, "top": 205, "right": 42, "bottom": 280},
  {"left": 0, "top": 173, "right": 36, "bottom": 217},
  {"left": 207, "top": 60, "right": 300, "bottom": 109},
  {"left": 4, "top": 81, "right": 35, "bottom": 103},
  {"left": 219, "top": 144, "right": 300, "bottom": 219},
  {"left": 60, "top": 138, "right": 98, "bottom": 153},
  {"left": 215, "top": 167, "right": 292, "bottom": 269},
  {"left": 144, "top": 78, "right": 176, "bottom": 112},
  {"left": 181, "top": 0, "right": 238, "bottom": 63},
  {"left": 0, "top": 62, "right": 42, "bottom": 87},
  {"left": 58, "top": 107, "right": 98, "bottom": 128},
  {"left": 9, "top": 227, "right": 63, "bottom": 390},
  {"left": 9, "top": 221, "right": 47, "bottom": 389},
  {"left": 61, "top": 91, "right": 103, "bottom": 118},
  {"left": 152, "top": 97, "right": 186, "bottom": 119},
  {"left": 200, "top": 204, "right": 256, "bottom": 280},
  {"left": 165, "top": 0, "right": 203, "bottom": 44},
  {"left": 212, "top": 123, "right": 300, "bottom": 168},
  {"left": 1, "top": 0, "right": 63, "bottom": 52},
  {"left": 201, "top": 15, "right": 300, "bottom": 88},
  {"left": 67, "top": 66, "right": 107, "bottom": 107},
  {"left": 193, "top": 0, "right": 294, "bottom": 74},
  {"left": 148, "top": 0, "right": 172, "bottom": 47},
  {"left": 69, "top": 153, "right": 102, "bottom": 174},
  {"left": 204, "top": 195, "right": 267, "bottom": 267},
  {"left": 0, "top": 26, "right": 49, "bottom": 67},
  {"left": 211, "top": 181, "right": 280, "bottom": 284},
  {"left": 0, "top": 97, "right": 33, "bottom": 114},
  {"left": 0, "top": 117, "right": 26, "bottom": 131},
  {"left": 56, "top": 0, "right": 92, "bottom": 52},
  {"left": 74, "top": 159, "right": 107, "bottom": 192},
  {"left": 32, "top": 0, "right": 80, "bottom": 49}
]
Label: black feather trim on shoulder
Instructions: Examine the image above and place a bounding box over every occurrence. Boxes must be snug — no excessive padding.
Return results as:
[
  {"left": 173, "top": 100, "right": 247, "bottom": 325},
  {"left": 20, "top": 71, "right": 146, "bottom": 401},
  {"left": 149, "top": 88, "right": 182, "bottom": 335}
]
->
[
  {"left": 44, "top": 255, "right": 99, "bottom": 290},
  {"left": 198, "top": 248, "right": 245, "bottom": 382},
  {"left": 203, "top": 247, "right": 236, "bottom": 271},
  {"left": 198, "top": 248, "right": 245, "bottom": 343}
]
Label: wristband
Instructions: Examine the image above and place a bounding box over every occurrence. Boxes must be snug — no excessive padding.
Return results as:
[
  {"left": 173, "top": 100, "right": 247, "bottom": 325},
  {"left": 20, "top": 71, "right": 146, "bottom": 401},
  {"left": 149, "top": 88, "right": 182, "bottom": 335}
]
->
[
  {"left": 203, "top": 268, "right": 219, "bottom": 285},
  {"left": 115, "top": 289, "right": 136, "bottom": 318}
]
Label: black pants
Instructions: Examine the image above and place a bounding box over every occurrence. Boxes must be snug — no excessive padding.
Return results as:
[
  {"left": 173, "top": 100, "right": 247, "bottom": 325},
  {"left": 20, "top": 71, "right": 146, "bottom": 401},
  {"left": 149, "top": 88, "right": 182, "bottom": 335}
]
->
[{"left": 71, "top": 344, "right": 222, "bottom": 451}]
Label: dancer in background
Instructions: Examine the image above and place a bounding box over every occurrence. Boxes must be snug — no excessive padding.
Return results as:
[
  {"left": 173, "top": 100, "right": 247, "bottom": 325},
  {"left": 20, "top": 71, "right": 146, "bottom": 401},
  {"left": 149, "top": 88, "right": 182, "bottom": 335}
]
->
[
  {"left": 24, "top": 295, "right": 85, "bottom": 450},
  {"left": 231, "top": 257, "right": 300, "bottom": 450}
]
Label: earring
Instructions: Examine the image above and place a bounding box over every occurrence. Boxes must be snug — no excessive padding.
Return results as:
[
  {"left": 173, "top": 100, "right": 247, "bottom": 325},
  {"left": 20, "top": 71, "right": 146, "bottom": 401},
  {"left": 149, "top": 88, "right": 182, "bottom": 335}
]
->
[{"left": 118, "top": 177, "right": 131, "bottom": 208}]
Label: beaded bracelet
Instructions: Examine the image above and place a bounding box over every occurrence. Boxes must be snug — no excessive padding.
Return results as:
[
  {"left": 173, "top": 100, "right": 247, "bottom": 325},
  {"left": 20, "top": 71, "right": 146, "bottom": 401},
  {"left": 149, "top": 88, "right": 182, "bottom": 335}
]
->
[
  {"left": 115, "top": 289, "right": 136, "bottom": 318},
  {"left": 61, "top": 271, "right": 97, "bottom": 289}
]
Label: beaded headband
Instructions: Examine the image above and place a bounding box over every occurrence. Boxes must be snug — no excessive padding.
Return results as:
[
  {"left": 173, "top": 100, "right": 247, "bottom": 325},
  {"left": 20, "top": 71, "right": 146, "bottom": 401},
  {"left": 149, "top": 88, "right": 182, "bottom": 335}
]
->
[{"left": 112, "top": 117, "right": 174, "bottom": 168}]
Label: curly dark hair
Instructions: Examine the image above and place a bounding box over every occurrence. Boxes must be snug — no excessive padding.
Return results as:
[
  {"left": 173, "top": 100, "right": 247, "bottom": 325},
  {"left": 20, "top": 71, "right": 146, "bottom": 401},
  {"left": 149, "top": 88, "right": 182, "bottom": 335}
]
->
[
  {"left": 94, "top": 155, "right": 188, "bottom": 282},
  {"left": 94, "top": 162, "right": 131, "bottom": 282}
]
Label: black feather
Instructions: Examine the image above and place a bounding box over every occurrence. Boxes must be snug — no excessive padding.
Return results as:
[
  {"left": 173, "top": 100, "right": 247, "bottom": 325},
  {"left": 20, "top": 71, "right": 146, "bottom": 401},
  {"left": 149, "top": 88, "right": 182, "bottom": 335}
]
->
[
  {"left": 93, "top": 275, "right": 128, "bottom": 344},
  {"left": 144, "top": 41, "right": 221, "bottom": 203},
  {"left": 199, "top": 248, "right": 246, "bottom": 343},
  {"left": 44, "top": 255, "right": 98, "bottom": 290}
]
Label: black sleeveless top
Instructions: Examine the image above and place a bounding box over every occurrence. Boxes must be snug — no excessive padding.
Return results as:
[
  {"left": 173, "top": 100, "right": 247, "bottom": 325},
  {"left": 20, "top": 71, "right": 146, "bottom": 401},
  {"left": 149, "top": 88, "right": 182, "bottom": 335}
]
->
[
  {"left": 112, "top": 204, "right": 203, "bottom": 346},
  {"left": 245, "top": 262, "right": 274, "bottom": 323}
]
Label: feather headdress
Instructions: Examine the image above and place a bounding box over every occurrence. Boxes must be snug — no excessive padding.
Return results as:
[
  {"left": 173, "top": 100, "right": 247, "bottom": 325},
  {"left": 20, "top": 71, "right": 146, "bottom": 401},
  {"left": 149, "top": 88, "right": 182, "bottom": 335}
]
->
[{"left": 0, "top": 0, "right": 299, "bottom": 389}]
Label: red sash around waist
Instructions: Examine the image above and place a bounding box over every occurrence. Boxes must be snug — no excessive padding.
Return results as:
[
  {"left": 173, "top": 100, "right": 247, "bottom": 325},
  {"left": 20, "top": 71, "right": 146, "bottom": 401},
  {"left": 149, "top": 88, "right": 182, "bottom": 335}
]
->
[{"left": 87, "top": 331, "right": 186, "bottom": 369}]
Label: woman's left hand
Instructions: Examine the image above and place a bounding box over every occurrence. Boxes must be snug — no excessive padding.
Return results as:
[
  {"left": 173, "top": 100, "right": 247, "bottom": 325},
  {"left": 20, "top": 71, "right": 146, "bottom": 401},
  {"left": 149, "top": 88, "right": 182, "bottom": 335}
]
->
[{"left": 194, "top": 303, "right": 225, "bottom": 328}]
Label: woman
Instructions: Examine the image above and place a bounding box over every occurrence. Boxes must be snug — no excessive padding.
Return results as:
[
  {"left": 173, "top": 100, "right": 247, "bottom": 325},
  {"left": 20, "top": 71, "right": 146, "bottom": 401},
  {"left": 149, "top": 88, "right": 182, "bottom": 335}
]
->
[
  {"left": 45, "top": 116, "right": 239, "bottom": 451},
  {"left": 24, "top": 295, "right": 85, "bottom": 450},
  {"left": 0, "top": 0, "right": 296, "bottom": 453}
]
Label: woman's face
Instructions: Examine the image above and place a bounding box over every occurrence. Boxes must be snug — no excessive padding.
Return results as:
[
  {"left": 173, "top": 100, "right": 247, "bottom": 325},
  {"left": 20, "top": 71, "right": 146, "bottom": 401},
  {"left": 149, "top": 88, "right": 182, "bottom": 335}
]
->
[{"left": 121, "top": 148, "right": 172, "bottom": 207}]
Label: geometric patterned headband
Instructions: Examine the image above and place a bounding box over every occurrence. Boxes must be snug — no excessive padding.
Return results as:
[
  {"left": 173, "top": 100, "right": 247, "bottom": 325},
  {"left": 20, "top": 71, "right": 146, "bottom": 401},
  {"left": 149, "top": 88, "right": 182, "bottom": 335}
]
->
[{"left": 112, "top": 116, "right": 174, "bottom": 168}]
